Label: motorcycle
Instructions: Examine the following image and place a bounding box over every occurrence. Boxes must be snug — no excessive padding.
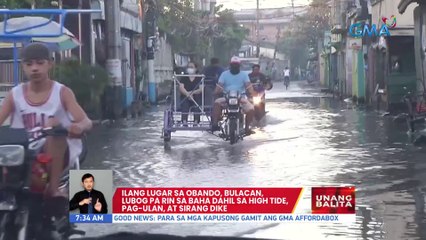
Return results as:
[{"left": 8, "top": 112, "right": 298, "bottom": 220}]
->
[
  {"left": 219, "top": 91, "right": 246, "bottom": 145},
  {"left": 0, "top": 126, "right": 87, "bottom": 240},
  {"left": 248, "top": 77, "right": 272, "bottom": 121}
]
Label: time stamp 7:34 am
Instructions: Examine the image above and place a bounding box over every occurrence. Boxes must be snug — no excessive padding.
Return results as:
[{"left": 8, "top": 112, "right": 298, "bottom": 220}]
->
[{"left": 70, "top": 214, "right": 113, "bottom": 223}]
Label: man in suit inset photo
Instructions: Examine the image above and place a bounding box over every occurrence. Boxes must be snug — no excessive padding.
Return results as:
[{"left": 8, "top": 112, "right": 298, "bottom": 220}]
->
[{"left": 69, "top": 173, "right": 108, "bottom": 214}]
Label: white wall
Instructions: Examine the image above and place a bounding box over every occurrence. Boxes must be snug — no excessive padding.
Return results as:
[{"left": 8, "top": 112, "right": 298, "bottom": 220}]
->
[
  {"left": 154, "top": 36, "right": 174, "bottom": 84},
  {"left": 371, "top": 0, "right": 417, "bottom": 28},
  {"left": 259, "top": 47, "right": 285, "bottom": 60}
]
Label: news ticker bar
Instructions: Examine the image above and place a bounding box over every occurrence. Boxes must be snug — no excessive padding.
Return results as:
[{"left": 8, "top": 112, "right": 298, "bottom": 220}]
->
[{"left": 69, "top": 214, "right": 356, "bottom": 223}]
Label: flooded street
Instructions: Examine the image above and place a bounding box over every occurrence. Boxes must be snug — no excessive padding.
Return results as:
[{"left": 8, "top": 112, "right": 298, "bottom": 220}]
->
[{"left": 74, "top": 81, "right": 426, "bottom": 240}]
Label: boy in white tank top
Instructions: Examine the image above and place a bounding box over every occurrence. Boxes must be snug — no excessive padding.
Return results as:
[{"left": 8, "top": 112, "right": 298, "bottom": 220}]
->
[{"left": 0, "top": 43, "right": 93, "bottom": 197}]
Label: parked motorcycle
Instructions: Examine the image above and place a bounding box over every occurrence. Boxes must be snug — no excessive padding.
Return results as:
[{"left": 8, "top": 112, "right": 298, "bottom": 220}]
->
[
  {"left": 219, "top": 91, "right": 246, "bottom": 145},
  {"left": 402, "top": 86, "right": 426, "bottom": 133},
  {"left": 0, "top": 126, "right": 87, "bottom": 240}
]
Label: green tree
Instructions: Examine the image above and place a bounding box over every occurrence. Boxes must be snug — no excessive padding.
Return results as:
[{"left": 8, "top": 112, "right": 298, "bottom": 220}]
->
[
  {"left": 278, "top": 0, "right": 330, "bottom": 67},
  {"left": 54, "top": 60, "right": 109, "bottom": 118},
  {"left": 0, "top": 0, "right": 54, "bottom": 9},
  {"left": 156, "top": 0, "right": 207, "bottom": 61},
  {"left": 213, "top": 7, "right": 248, "bottom": 65},
  {"left": 156, "top": 0, "right": 247, "bottom": 65},
  {"left": 0, "top": 0, "right": 60, "bottom": 21}
]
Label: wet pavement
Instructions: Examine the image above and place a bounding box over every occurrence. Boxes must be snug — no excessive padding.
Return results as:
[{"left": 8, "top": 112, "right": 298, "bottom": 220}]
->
[{"left": 73, "top": 80, "right": 426, "bottom": 240}]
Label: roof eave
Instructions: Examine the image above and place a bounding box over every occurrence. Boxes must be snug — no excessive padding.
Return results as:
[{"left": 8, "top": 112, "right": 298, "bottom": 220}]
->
[{"left": 398, "top": 0, "right": 417, "bottom": 14}]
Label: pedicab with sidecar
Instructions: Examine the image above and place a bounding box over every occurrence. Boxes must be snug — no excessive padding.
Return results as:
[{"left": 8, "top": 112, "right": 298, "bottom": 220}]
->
[{"left": 161, "top": 73, "right": 251, "bottom": 145}]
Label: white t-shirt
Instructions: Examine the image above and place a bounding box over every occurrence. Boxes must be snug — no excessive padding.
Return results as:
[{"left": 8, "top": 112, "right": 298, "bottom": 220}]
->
[
  {"left": 284, "top": 69, "right": 290, "bottom": 77},
  {"left": 10, "top": 81, "right": 82, "bottom": 167}
]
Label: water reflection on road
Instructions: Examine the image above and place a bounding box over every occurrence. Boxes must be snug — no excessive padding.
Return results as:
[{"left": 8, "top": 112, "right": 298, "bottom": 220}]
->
[{"left": 74, "top": 83, "right": 426, "bottom": 240}]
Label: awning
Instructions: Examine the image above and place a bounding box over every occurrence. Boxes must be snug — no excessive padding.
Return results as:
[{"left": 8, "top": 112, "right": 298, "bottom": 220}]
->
[
  {"left": 0, "top": 42, "right": 23, "bottom": 48},
  {"left": 398, "top": 0, "right": 418, "bottom": 14},
  {"left": 389, "top": 28, "right": 414, "bottom": 36},
  {"left": 121, "top": 11, "right": 142, "bottom": 33},
  {"left": 330, "top": 25, "right": 346, "bottom": 34},
  {"left": 91, "top": 0, "right": 105, "bottom": 20}
]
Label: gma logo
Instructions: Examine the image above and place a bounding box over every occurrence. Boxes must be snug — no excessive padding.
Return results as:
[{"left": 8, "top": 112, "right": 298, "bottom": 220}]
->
[
  {"left": 348, "top": 16, "right": 397, "bottom": 38},
  {"left": 348, "top": 23, "right": 391, "bottom": 38}
]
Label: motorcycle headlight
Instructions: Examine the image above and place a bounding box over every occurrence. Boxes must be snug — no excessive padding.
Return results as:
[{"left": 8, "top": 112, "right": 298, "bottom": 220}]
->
[
  {"left": 0, "top": 145, "right": 25, "bottom": 167},
  {"left": 228, "top": 98, "right": 238, "bottom": 105},
  {"left": 229, "top": 91, "right": 238, "bottom": 98},
  {"left": 253, "top": 96, "right": 262, "bottom": 105}
]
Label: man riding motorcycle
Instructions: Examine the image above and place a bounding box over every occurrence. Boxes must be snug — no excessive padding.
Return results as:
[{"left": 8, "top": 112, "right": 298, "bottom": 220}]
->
[
  {"left": 211, "top": 56, "right": 258, "bottom": 135},
  {"left": 248, "top": 64, "right": 266, "bottom": 84},
  {"left": 248, "top": 64, "right": 273, "bottom": 90},
  {"left": 248, "top": 64, "right": 272, "bottom": 119},
  {"left": 0, "top": 43, "right": 93, "bottom": 198}
]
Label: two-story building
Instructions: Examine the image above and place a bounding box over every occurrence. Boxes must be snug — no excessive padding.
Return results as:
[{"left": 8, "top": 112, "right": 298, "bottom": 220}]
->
[
  {"left": 369, "top": 0, "right": 417, "bottom": 111},
  {"left": 327, "top": 0, "right": 416, "bottom": 109},
  {"left": 398, "top": 0, "right": 424, "bottom": 94},
  {"left": 233, "top": 7, "right": 307, "bottom": 59},
  {"left": 233, "top": 7, "right": 307, "bottom": 79}
]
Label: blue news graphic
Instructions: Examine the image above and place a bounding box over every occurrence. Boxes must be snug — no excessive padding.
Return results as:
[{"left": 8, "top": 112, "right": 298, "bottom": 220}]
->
[{"left": 70, "top": 214, "right": 113, "bottom": 223}]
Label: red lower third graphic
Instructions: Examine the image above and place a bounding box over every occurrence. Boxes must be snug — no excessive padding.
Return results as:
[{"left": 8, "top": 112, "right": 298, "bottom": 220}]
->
[
  {"left": 112, "top": 187, "right": 304, "bottom": 214},
  {"left": 311, "top": 186, "right": 356, "bottom": 214}
]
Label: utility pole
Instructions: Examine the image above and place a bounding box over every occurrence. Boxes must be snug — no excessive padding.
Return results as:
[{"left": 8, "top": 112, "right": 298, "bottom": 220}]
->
[
  {"left": 256, "top": 0, "right": 260, "bottom": 58},
  {"left": 58, "top": 0, "right": 64, "bottom": 60},
  {"left": 78, "top": 0, "right": 82, "bottom": 63},
  {"left": 273, "top": 26, "right": 281, "bottom": 60},
  {"left": 136, "top": 0, "right": 144, "bottom": 99},
  {"left": 146, "top": 0, "right": 157, "bottom": 104},
  {"left": 209, "top": 0, "right": 216, "bottom": 60},
  {"left": 292, "top": 0, "right": 295, "bottom": 18},
  {"left": 89, "top": 0, "right": 96, "bottom": 66},
  {"left": 105, "top": 0, "right": 123, "bottom": 120}
]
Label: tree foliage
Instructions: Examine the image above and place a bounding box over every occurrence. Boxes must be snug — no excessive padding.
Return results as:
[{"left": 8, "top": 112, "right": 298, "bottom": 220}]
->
[
  {"left": 156, "top": 0, "right": 247, "bottom": 65},
  {"left": 278, "top": 0, "right": 330, "bottom": 67},
  {"left": 0, "top": 0, "right": 60, "bottom": 22},
  {"left": 0, "top": 0, "right": 54, "bottom": 9},
  {"left": 156, "top": 0, "right": 202, "bottom": 56},
  {"left": 213, "top": 7, "right": 248, "bottom": 65},
  {"left": 55, "top": 60, "right": 109, "bottom": 118}
]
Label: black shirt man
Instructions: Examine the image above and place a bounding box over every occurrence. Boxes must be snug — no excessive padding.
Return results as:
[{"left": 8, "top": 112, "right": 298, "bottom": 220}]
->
[{"left": 69, "top": 173, "right": 108, "bottom": 214}]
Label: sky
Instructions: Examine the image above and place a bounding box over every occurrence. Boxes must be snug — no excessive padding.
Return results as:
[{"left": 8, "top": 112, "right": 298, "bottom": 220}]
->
[{"left": 216, "top": 0, "right": 311, "bottom": 10}]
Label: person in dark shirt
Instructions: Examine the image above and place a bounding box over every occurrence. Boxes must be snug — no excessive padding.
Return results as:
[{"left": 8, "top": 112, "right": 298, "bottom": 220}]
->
[
  {"left": 248, "top": 64, "right": 272, "bottom": 95},
  {"left": 179, "top": 62, "right": 203, "bottom": 125},
  {"left": 202, "top": 57, "right": 224, "bottom": 86},
  {"left": 203, "top": 58, "right": 225, "bottom": 106},
  {"left": 248, "top": 64, "right": 267, "bottom": 84},
  {"left": 69, "top": 173, "right": 108, "bottom": 214}
]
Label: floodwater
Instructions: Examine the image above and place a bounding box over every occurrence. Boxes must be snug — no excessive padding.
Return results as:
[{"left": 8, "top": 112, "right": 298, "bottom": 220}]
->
[{"left": 73, "top": 81, "right": 426, "bottom": 240}]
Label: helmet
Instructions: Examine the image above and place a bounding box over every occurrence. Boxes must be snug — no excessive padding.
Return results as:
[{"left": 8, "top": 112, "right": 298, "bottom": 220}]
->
[{"left": 230, "top": 56, "right": 241, "bottom": 64}]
